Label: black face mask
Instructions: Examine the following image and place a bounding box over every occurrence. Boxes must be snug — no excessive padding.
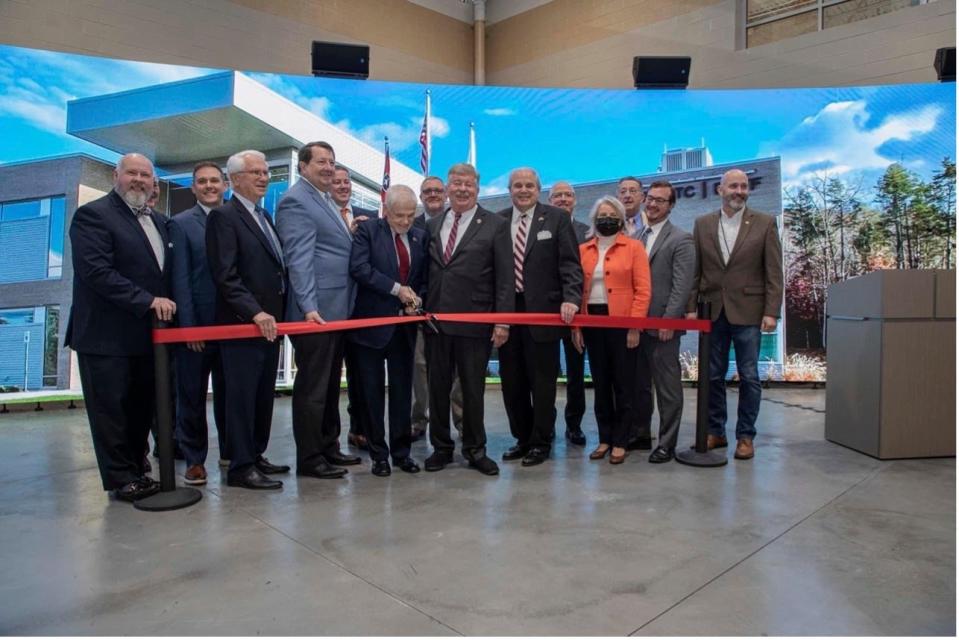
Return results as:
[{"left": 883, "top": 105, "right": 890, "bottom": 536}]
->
[{"left": 595, "top": 217, "right": 622, "bottom": 237}]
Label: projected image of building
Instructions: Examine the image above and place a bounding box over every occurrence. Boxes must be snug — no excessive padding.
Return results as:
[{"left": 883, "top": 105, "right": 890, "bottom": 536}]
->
[
  {"left": 479, "top": 144, "right": 785, "bottom": 380},
  {"left": 0, "top": 71, "right": 422, "bottom": 392}
]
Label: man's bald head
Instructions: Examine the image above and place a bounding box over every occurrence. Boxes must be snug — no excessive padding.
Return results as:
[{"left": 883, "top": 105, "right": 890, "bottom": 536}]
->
[
  {"left": 548, "top": 180, "right": 576, "bottom": 215},
  {"left": 718, "top": 169, "right": 750, "bottom": 215}
]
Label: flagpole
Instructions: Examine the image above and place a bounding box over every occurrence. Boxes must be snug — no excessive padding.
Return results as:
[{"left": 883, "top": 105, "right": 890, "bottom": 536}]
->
[
  {"left": 381, "top": 136, "right": 390, "bottom": 217},
  {"left": 424, "top": 90, "right": 431, "bottom": 175},
  {"left": 467, "top": 121, "right": 476, "bottom": 168}
]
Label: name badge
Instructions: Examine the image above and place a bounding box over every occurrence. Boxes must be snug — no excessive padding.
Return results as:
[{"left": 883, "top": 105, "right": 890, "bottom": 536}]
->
[{"left": 537, "top": 230, "right": 552, "bottom": 241}]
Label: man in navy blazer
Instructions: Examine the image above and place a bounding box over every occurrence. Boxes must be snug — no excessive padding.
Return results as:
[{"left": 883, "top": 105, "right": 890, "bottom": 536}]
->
[
  {"left": 168, "top": 161, "right": 228, "bottom": 485},
  {"left": 66, "top": 153, "right": 176, "bottom": 502},
  {"left": 276, "top": 141, "right": 361, "bottom": 480},
  {"left": 348, "top": 185, "right": 429, "bottom": 476},
  {"left": 207, "top": 150, "right": 290, "bottom": 491}
]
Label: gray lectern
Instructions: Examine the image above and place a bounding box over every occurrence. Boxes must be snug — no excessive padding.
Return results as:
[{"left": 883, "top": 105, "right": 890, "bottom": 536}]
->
[{"left": 825, "top": 269, "right": 955, "bottom": 459}]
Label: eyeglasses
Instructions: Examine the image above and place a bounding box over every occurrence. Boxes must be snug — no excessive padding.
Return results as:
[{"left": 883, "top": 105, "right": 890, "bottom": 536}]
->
[
  {"left": 646, "top": 196, "right": 670, "bottom": 205},
  {"left": 233, "top": 169, "right": 272, "bottom": 179},
  {"left": 421, "top": 188, "right": 444, "bottom": 195}
]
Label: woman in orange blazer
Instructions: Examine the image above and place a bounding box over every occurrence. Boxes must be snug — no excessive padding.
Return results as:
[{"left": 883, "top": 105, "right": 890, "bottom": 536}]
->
[{"left": 571, "top": 196, "right": 651, "bottom": 464}]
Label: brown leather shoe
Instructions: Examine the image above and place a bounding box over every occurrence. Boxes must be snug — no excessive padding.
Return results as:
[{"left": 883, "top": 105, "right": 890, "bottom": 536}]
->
[
  {"left": 706, "top": 434, "right": 728, "bottom": 450},
  {"left": 734, "top": 438, "right": 754, "bottom": 460},
  {"left": 589, "top": 445, "right": 610, "bottom": 460},
  {"left": 609, "top": 447, "right": 627, "bottom": 465},
  {"left": 184, "top": 464, "right": 207, "bottom": 485},
  {"left": 347, "top": 432, "right": 369, "bottom": 451}
]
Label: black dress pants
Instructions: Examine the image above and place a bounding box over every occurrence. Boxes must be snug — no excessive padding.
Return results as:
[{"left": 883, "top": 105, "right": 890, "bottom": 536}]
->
[
  {"left": 290, "top": 332, "right": 344, "bottom": 468},
  {"left": 581, "top": 304, "right": 637, "bottom": 449},
  {"left": 561, "top": 335, "right": 586, "bottom": 432},
  {"left": 174, "top": 342, "right": 227, "bottom": 466},
  {"left": 78, "top": 353, "right": 155, "bottom": 490},
  {"left": 426, "top": 332, "right": 491, "bottom": 460},
  {"left": 351, "top": 330, "right": 414, "bottom": 462},
  {"left": 219, "top": 338, "right": 279, "bottom": 473}
]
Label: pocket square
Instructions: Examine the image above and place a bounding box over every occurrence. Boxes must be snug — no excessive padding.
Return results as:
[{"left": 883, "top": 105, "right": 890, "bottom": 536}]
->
[{"left": 537, "top": 230, "right": 553, "bottom": 240}]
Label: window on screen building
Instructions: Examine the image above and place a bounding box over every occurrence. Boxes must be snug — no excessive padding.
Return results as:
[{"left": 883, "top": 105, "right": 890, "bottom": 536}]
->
[
  {"left": 0, "top": 305, "right": 58, "bottom": 391},
  {"left": 744, "top": 0, "right": 939, "bottom": 48},
  {"left": 0, "top": 195, "right": 67, "bottom": 283}
]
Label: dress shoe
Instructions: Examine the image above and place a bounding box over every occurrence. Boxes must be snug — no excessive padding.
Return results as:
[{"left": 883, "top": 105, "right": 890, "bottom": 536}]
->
[
  {"left": 609, "top": 447, "right": 628, "bottom": 465},
  {"left": 371, "top": 460, "right": 392, "bottom": 477},
  {"left": 626, "top": 436, "right": 652, "bottom": 451},
  {"left": 227, "top": 466, "right": 283, "bottom": 490},
  {"left": 648, "top": 447, "right": 674, "bottom": 464},
  {"left": 501, "top": 445, "right": 528, "bottom": 461},
  {"left": 468, "top": 455, "right": 499, "bottom": 476},
  {"left": 347, "top": 432, "right": 369, "bottom": 450},
  {"left": 410, "top": 427, "right": 427, "bottom": 442},
  {"left": 255, "top": 455, "right": 290, "bottom": 475},
  {"left": 589, "top": 445, "right": 610, "bottom": 460},
  {"left": 326, "top": 450, "right": 362, "bottom": 466},
  {"left": 706, "top": 434, "right": 728, "bottom": 450},
  {"left": 521, "top": 448, "right": 549, "bottom": 467},
  {"left": 395, "top": 457, "right": 421, "bottom": 474},
  {"left": 565, "top": 428, "right": 587, "bottom": 446},
  {"left": 734, "top": 438, "right": 755, "bottom": 460},
  {"left": 424, "top": 450, "right": 454, "bottom": 472},
  {"left": 113, "top": 478, "right": 160, "bottom": 502},
  {"left": 183, "top": 464, "right": 207, "bottom": 485},
  {"left": 296, "top": 458, "right": 348, "bottom": 479}
]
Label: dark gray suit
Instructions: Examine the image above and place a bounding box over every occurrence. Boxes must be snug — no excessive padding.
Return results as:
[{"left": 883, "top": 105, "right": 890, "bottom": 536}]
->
[
  {"left": 632, "top": 219, "right": 695, "bottom": 451},
  {"left": 562, "top": 218, "right": 591, "bottom": 433},
  {"left": 425, "top": 206, "right": 514, "bottom": 460}
]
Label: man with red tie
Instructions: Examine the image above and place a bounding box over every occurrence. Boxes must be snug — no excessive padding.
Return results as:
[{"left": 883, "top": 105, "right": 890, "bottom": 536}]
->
[{"left": 348, "top": 185, "right": 430, "bottom": 476}]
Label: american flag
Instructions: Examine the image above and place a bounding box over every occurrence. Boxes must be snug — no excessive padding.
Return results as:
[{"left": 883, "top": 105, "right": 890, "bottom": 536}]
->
[
  {"left": 419, "top": 90, "right": 431, "bottom": 175},
  {"left": 380, "top": 137, "right": 391, "bottom": 209}
]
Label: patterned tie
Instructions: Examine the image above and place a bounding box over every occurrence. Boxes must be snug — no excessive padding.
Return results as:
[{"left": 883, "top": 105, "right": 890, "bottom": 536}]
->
[
  {"left": 640, "top": 225, "right": 652, "bottom": 247},
  {"left": 443, "top": 212, "right": 463, "bottom": 264},
  {"left": 340, "top": 206, "right": 352, "bottom": 234},
  {"left": 513, "top": 213, "right": 528, "bottom": 292},
  {"left": 394, "top": 233, "right": 410, "bottom": 285},
  {"left": 254, "top": 206, "right": 284, "bottom": 268}
]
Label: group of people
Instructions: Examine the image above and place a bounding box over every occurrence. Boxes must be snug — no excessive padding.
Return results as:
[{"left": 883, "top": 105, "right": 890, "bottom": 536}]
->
[{"left": 66, "top": 143, "right": 783, "bottom": 503}]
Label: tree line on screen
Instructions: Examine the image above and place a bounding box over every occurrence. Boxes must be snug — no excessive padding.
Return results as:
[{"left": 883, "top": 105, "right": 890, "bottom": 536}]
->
[{"left": 784, "top": 157, "right": 956, "bottom": 355}]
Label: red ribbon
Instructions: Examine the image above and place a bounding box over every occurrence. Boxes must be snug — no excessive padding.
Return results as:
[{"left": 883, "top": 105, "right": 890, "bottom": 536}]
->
[{"left": 153, "top": 312, "right": 710, "bottom": 344}]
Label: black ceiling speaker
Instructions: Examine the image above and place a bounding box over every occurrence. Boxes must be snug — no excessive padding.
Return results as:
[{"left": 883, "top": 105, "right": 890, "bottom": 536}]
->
[
  {"left": 633, "top": 56, "right": 691, "bottom": 89},
  {"left": 934, "top": 47, "right": 955, "bottom": 82},
  {"left": 311, "top": 41, "right": 369, "bottom": 79}
]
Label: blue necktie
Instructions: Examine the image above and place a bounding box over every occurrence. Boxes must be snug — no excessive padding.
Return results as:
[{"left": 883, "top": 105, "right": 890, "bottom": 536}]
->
[
  {"left": 254, "top": 206, "right": 284, "bottom": 269},
  {"left": 639, "top": 225, "right": 652, "bottom": 247}
]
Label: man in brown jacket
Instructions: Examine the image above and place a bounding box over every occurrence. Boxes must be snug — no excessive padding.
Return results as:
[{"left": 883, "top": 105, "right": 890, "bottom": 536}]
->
[{"left": 686, "top": 169, "right": 783, "bottom": 460}]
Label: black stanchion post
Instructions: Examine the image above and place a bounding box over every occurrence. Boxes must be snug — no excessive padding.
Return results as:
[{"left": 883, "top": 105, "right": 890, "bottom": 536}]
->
[
  {"left": 676, "top": 300, "right": 727, "bottom": 468},
  {"left": 135, "top": 319, "right": 203, "bottom": 511}
]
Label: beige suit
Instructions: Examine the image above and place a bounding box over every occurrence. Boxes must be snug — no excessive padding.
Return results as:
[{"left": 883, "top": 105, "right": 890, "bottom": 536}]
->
[{"left": 686, "top": 207, "right": 783, "bottom": 325}]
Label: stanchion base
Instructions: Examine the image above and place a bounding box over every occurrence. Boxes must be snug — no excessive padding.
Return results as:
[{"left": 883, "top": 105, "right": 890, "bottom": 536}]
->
[
  {"left": 134, "top": 487, "right": 203, "bottom": 512},
  {"left": 675, "top": 449, "right": 728, "bottom": 467}
]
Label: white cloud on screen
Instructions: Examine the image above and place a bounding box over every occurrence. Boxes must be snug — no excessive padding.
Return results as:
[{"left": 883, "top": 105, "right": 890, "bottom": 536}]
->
[
  {"left": 483, "top": 107, "right": 516, "bottom": 117},
  {"left": 764, "top": 99, "right": 942, "bottom": 187}
]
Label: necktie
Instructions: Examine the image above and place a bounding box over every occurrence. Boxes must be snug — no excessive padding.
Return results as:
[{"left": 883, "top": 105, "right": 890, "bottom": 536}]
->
[
  {"left": 626, "top": 217, "right": 637, "bottom": 236},
  {"left": 513, "top": 213, "right": 528, "bottom": 292},
  {"left": 340, "top": 206, "right": 352, "bottom": 234},
  {"left": 254, "top": 206, "right": 284, "bottom": 268},
  {"left": 443, "top": 212, "right": 463, "bottom": 264},
  {"left": 640, "top": 225, "right": 652, "bottom": 247},
  {"left": 395, "top": 233, "right": 410, "bottom": 284}
]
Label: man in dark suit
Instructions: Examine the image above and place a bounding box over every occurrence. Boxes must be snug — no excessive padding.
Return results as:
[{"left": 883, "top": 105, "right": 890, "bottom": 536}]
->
[
  {"left": 168, "top": 161, "right": 228, "bottom": 485},
  {"left": 330, "top": 164, "right": 377, "bottom": 452},
  {"left": 497, "top": 169, "right": 583, "bottom": 466},
  {"left": 411, "top": 176, "right": 465, "bottom": 441},
  {"left": 348, "top": 185, "right": 429, "bottom": 476},
  {"left": 66, "top": 153, "right": 176, "bottom": 502},
  {"left": 423, "top": 163, "right": 514, "bottom": 476},
  {"left": 548, "top": 180, "right": 589, "bottom": 446},
  {"left": 207, "top": 150, "right": 289, "bottom": 490},
  {"left": 634, "top": 180, "right": 696, "bottom": 464},
  {"left": 275, "top": 142, "right": 360, "bottom": 481},
  {"left": 686, "top": 169, "right": 784, "bottom": 461}
]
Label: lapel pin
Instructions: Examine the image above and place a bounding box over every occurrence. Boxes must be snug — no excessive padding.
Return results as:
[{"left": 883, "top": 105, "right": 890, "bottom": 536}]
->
[
  {"left": 538, "top": 216, "right": 545, "bottom": 222},
  {"left": 476, "top": 218, "right": 482, "bottom": 224}
]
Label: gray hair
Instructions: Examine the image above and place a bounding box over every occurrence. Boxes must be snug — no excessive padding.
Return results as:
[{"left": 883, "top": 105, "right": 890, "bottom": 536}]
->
[
  {"left": 226, "top": 150, "right": 266, "bottom": 176},
  {"left": 587, "top": 196, "right": 626, "bottom": 238},
  {"left": 115, "top": 153, "right": 154, "bottom": 174},
  {"left": 385, "top": 184, "right": 418, "bottom": 211},
  {"left": 549, "top": 180, "right": 575, "bottom": 198},
  {"left": 447, "top": 163, "right": 479, "bottom": 184},
  {"left": 508, "top": 167, "right": 540, "bottom": 190}
]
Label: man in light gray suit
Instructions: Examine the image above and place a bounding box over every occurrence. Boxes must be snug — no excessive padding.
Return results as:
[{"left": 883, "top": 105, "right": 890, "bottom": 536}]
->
[
  {"left": 635, "top": 180, "right": 696, "bottom": 463},
  {"left": 275, "top": 141, "right": 361, "bottom": 480}
]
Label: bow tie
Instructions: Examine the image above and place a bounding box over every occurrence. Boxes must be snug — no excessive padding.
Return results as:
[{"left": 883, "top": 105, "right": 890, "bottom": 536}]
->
[{"left": 133, "top": 206, "right": 150, "bottom": 218}]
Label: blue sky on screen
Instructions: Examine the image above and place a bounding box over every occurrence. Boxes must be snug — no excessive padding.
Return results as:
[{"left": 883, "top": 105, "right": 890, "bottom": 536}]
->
[{"left": 0, "top": 44, "right": 954, "bottom": 198}]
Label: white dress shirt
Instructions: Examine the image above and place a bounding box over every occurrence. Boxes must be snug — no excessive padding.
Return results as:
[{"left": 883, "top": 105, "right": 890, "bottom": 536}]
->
[
  {"left": 124, "top": 200, "right": 165, "bottom": 270},
  {"left": 718, "top": 207, "right": 745, "bottom": 265},
  {"left": 510, "top": 205, "right": 534, "bottom": 248},
  {"left": 234, "top": 192, "right": 283, "bottom": 260},
  {"left": 440, "top": 205, "right": 477, "bottom": 256},
  {"left": 644, "top": 219, "right": 667, "bottom": 254}
]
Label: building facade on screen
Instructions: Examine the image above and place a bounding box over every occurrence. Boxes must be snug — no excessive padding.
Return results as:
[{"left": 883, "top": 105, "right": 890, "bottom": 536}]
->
[
  {"left": 0, "top": 71, "right": 421, "bottom": 392},
  {"left": 480, "top": 146, "right": 786, "bottom": 380}
]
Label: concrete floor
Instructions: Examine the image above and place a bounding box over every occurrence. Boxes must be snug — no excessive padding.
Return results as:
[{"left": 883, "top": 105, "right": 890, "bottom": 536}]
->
[{"left": 0, "top": 388, "right": 954, "bottom": 636}]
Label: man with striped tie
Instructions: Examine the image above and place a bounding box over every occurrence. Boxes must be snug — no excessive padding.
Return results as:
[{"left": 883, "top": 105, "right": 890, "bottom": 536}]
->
[
  {"left": 422, "top": 163, "right": 514, "bottom": 476},
  {"left": 497, "top": 168, "right": 583, "bottom": 467}
]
